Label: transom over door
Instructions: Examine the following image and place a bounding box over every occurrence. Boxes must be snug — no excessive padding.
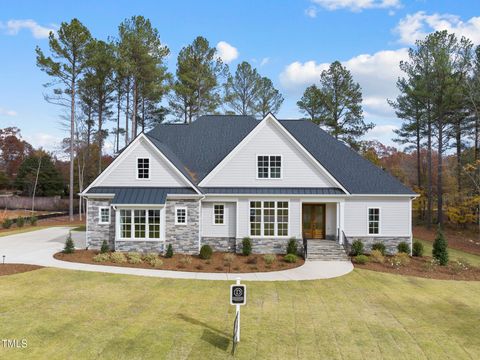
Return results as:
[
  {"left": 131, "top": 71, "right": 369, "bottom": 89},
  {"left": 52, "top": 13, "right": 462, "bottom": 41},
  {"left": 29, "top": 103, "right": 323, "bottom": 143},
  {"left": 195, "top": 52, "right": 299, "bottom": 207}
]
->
[{"left": 302, "top": 204, "right": 325, "bottom": 239}]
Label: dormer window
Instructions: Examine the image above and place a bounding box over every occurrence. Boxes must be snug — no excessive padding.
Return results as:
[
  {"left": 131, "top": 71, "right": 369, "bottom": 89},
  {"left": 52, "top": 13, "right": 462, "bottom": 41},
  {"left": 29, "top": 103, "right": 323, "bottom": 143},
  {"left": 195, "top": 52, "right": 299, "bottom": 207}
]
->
[
  {"left": 257, "top": 155, "right": 281, "bottom": 179},
  {"left": 137, "top": 158, "right": 150, "bottom": 179}
]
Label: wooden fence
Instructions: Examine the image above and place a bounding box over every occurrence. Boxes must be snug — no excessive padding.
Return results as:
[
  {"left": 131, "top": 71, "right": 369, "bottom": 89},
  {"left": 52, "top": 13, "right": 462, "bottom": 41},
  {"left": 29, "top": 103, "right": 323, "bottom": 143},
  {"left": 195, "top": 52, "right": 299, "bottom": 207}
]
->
[{"left": 0, "top": 195, "right": 77, "bottom": 212}]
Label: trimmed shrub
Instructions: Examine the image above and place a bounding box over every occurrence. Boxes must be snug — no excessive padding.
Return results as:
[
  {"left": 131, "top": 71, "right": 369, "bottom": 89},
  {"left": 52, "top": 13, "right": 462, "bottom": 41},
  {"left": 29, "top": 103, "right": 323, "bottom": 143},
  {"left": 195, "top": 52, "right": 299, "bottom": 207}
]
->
[
  {"left": 199, "top": 245, "right": 213, "bottom": 260},
  {"left": 389, "top": 253, "right": 410, "bottom": 268},
  {"left": 63, "top": 232, "right": 75, "bottom": 254},
  {"left": 397, "top": 242, "right": 410, "bottom": 254},
  {"left": 126, "top": 252, "right": 142, "bottom": 264},
  {"left": 287, "top": 237, "right": 298, "bottom": 255},
  {"left": 93, "top": 253, "right": 110, "bottom": 262},
  {"left": 370, "top": 249, "right": 384, "bottom": 263},
  {"left": 432, "top": 226, "right": 448, "bottom": 265},
  {"left": 350, "top": 240, "right": 364, "bottom": 256},
  {"left": 263, "top": 254, "right": 276, "bottom": 265},
  {"left": 371, "top": 242, "right": 386, "bottom": 256},
  {"left": 16, "top": 216, "right": 25, "bottom": 228},
  {"left": 29, "top": 216, "right": 38, "bottom": 226},
  {"left": 165, "top": 244, "right": 173, "bottom": 258},
  {"left": 110, "top": 252, "right": 127, "bottom": 263},
  {"left": 150, "top": 258, "right": 163, "bottom": 268},
  {"left": 353, "top": 254, "right": 369, "bottom": 264},
  {"left": 100, "top": 240, "right": 110, "bottom": 254},
  {"left": 242, "top": 237, "right": 252, "bottom": 256},
  {"left": 284, "top": 254, "right": 298, "bottom": 263},
  {"left": 143, "top": 253, "right": 158, "bottom": 262},
  {"left": 412, "top": 240, "right": 424, "bottom": 257},
  {"left": 2, "top": 218, "right": 13, "bottom": 229}
]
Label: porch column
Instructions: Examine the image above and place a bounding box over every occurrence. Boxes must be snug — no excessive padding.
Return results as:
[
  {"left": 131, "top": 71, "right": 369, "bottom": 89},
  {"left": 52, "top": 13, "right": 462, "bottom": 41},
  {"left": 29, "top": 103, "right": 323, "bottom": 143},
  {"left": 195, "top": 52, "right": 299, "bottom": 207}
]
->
[{"left": 338, "top": 201, "right": 345, "bottom": 244}]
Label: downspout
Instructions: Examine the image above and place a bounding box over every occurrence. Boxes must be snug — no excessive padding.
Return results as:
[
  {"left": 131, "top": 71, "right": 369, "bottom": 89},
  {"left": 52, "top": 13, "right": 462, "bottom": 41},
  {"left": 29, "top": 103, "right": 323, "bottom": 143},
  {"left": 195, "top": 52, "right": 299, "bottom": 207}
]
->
[
  {"left": 198, "top": 195, "right": 205, "bottom": 252},
  {"left": 111, "top": 204, "right": 117, "bottom": 251}
]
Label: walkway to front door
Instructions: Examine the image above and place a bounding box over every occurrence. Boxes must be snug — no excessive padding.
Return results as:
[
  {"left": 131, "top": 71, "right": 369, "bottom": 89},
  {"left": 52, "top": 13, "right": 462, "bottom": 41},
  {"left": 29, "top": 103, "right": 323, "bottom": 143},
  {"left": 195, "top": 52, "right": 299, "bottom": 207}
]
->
[{"left": 302, "top": 204, "right": 326, "bottom": 239}]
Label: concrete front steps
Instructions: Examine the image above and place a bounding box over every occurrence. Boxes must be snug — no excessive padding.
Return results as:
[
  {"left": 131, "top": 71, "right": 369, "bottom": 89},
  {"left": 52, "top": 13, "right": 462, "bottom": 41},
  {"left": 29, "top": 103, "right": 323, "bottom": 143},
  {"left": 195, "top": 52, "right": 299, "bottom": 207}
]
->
[{"left": 306, "top": 240, "right": 350, "bottom": 261}]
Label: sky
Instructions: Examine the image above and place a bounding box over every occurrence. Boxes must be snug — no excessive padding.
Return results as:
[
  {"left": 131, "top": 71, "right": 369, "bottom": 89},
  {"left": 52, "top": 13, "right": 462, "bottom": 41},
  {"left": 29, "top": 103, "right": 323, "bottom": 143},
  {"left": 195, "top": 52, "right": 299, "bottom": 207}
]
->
[{"left": 1, "top": 0, "right": 480, "bottom": 155}]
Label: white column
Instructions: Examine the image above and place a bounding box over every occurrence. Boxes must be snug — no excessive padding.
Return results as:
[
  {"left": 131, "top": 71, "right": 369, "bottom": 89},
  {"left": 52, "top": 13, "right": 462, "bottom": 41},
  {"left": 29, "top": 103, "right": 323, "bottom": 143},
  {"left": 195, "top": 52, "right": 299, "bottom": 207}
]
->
[{"left": 338, "top": 201, "right": 345, "bottom": 244}]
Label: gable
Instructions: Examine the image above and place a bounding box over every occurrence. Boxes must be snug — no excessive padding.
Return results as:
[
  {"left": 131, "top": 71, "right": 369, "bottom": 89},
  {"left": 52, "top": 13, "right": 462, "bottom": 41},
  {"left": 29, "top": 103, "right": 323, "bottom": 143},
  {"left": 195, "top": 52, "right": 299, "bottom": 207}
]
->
[{"left": 200, "top": 117, "right": 339, "bottom": 188}]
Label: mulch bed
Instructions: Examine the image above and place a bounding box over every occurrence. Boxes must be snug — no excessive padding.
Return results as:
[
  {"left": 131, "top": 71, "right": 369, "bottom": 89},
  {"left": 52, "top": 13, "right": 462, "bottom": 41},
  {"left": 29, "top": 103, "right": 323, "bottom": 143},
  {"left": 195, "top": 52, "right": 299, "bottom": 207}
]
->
[
  {"left": 413, "top": 226, "right": 480, "bottom": 255},
  {"left": 54, "top": 250, "right": 304, "bottom": 273},
  {"left": 355, "top": 256, "right": 480, "bottom": 281},
  {"left": 0, "top": 264, "right": 43, "bottom": 276}
]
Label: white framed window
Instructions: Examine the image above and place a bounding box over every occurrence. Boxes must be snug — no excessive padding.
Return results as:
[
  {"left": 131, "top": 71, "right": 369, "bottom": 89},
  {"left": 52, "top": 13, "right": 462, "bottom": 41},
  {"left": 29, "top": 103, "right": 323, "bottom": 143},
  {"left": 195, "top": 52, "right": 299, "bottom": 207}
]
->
[
  {"left": 137, "top": 157, "right": 150, "bottom": 179},
  {"left": 213, "top": 204, "right": 225, "bottom": 225},
  {"left": 368, "top": 208, "right": 380, "bottom": 235},
  {"left": 249, "top": 201, "right": 289, "bottom": 237},
  {"left": 119, "top": 209, "right": 132, "bottom": 238},
  {"left": 175, "top": 207, "right": 187, "bottom": 225},
  {"left": 257, "top": 155, "right": 282, "bottom": 179},
  {"left": 119, "top": 209, "right": 161, "bottom": 240},
  {"left": 98, "top": 206, "right": 110, "bottom": 224},
  {"left": 148, "top": 210, "right": 161, "bottom": 239}
]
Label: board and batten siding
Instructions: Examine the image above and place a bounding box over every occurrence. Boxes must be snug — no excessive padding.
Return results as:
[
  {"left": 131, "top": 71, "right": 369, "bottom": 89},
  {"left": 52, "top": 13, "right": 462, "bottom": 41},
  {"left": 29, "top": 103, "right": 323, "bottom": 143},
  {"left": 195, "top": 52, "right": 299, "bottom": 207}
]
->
[
  {"left": 201, "top": 120, "right": 337, "bottom": 188},
  {"left": 201, "top": 202, "right": 236, "bottom": 237},
  {"left": 97, "top": 137, "right": 187, "bottom": 187},
  {"left": 343, "top": 197, "right": 411, "bottom": 236}
]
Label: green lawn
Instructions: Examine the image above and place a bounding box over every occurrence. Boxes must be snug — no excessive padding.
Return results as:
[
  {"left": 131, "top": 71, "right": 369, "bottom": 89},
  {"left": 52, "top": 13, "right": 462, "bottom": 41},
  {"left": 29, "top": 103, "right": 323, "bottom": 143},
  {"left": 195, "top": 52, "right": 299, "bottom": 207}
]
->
[
  {"left": 416, "top": 238, "right": 480, "bottom": 266},
  {"left": 0, "top": 268, "right": 478, "bottom": 359}
]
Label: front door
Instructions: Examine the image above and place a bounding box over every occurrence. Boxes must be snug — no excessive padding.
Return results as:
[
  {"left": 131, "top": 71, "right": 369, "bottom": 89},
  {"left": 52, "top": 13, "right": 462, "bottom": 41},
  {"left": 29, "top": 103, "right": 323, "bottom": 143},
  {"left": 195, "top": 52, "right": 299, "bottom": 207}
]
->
[{"left": 302, "top": 204, "right": 326, "bottom": 239}]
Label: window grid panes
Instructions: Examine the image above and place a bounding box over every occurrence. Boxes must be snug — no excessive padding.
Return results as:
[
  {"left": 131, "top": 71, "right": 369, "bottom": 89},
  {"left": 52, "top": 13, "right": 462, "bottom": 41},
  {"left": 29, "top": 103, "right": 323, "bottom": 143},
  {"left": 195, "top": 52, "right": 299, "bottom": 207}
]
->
[
  {"left": 249, "top": 201, "right": 262, "bottom": 236},
  {"left": 249, "top": 201, "right": 289, "bottom": 237},
  {"left": 257, "top": 156, "right": 269, "bottom": 178},
  {"left": 176, "top": 208, "right": 187, "bottom": 224},
  {"left": 134, "top": 210, "right": 146, "bottom": 238},
  {"left": 270, "top": 156, "right": 281, "bottom": 178},
  {"left": 120, "top": 209, "right": 131, "bottom": 238},
  {"left": 148, "top": 210, "right": 160, "bottom": 239},
  {"left": 214, "top": 204, "right": 224, "bottom": 224},
  {"left": 277, "top": 202, "right": 289, "bottom": 236},
  {"left": 100, "top": 207, "right": 110, "bottom": 223},
  {"left": 368, "top": 208, "right": 380, "bottom": 234},
  {"left": 120, "top": 209, "right": 162, "bottom": 239},
  {"left": 137, "top": 158, "right": 150, "bottom": 179},
  {"left": 263, "top": 201, "right": 275, "bottom": 236},
  {"left": 257, "top": 155, "right": 281, "bottom": 179}
]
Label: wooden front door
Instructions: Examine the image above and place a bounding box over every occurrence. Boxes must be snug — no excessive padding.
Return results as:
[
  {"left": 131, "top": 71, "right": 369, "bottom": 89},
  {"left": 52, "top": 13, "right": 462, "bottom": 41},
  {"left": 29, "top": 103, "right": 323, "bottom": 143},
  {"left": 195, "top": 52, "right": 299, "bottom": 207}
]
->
[{"left": 302, "top": 204, "right": 326, "bottom": 239}]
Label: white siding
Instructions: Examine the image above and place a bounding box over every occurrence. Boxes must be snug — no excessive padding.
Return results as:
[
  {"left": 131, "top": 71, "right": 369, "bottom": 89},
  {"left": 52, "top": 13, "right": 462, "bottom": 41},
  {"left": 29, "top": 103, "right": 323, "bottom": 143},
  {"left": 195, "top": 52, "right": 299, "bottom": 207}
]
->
[
  {"left": 201, "top": 120, "right": 337, "bottom": 187},
  {"left": 201, "top": 202, "right": 236, "bottom": 237},
  {"left": 98, "top": 137, "right": 187, "bottom": 187},
  {"left": 343, "top": 197, "right": 411, "bottom": 236},
  {"left": 325, "top": 202, "right": 337, "bottom": 237}
]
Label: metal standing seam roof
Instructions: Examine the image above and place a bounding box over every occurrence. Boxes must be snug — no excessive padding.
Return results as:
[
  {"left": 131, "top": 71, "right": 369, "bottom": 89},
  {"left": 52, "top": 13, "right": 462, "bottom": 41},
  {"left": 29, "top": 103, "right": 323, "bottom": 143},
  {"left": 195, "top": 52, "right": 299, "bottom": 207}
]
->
[
  {"left": 200, "top": 187, "right": 345, "bottom": 195},
  {"left": 85, "top": 187, "right": 198, "bottom": 205}
]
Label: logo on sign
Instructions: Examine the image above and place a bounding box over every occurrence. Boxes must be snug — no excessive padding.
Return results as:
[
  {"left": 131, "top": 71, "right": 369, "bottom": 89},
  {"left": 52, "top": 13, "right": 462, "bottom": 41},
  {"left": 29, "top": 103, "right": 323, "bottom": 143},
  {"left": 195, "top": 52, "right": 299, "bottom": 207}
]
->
[{"left": 230, "top": 285, "right": 246, "bottom": 305}]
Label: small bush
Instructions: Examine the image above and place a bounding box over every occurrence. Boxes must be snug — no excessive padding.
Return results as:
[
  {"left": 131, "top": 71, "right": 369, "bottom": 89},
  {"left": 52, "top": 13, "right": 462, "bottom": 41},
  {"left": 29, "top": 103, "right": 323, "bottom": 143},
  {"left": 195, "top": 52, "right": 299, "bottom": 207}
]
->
[
  {"left": 150, "top": 258, "right": 163, "bottom": 268},
  {"left": 63, "top": 232, "right": 75, "bottom": 254},
  {"left": 350, "top": 240, "right": 364, "bottom": 256},
  {"left": 223, "top": 253, "right": 235, "bottom": 264},
  {"left": 412, "top": 240, "right": 424, "bottom": 257},
  {"left": 16, "top": 216, "right": 25, "bottom": 228},
  {"left": 100, "top": 240, "right": 110, "bottom": 254},
  {"left": 450, "top": 258, "right": 470, "bottom": 274},
  {"left": 370, "top": 249, "right": 384, "bottom": 263},
  {"left": 389, "top": 253, "right": 410, "bottom": 268},
  {"left": 126, "top": 252, "right": 142, "bottom": 264},
  {"left": 432, "top": 225, "right": 448, "bottom": 266},
  {"left": 284, "top": 254, "right": 298, "bottom": 263},
  {"left": 165, "top": 244, "right": 173, "bottom": 258},
  {"left": 110, "top": 252, "right": 127, "bottom": 263},
  {"left": 246, "top": 256, "right": 257, "bottom": 264},
  {"left": 353, "top": 254, "right": 369, "bottom": 264},
  {"left": 287, "top": 238, "right": 298, "bottom": 255},
  {"left": 371, "top": 242, "right": 386, "bottom": 255},
  {"left": 93, "top": 253, "right": 110, "bottom": 262},
  {"left": 397, "top": 242, "right": 410, "bottom": 254},
  {"left": 179, "top": 256, "right": 192, "bottom": 267},
  {"left": 199, "top": 245, "right": 213, "bottom": 260},
  {"left": 264, "top": 254, "right": 276, "bottom": 265},
  {"left": 29, "top": 216, "right": 38, "bottom": 226},
  {"left": 423, "top": 258, "right": 440, "bottom": 272},
  {"left": 143, "top": 253, "right": 158, "bottom": 262},
  {"left": 2, "top": 218, "right": 13, "bottom": 229},
  {"left": 242, "top": 237, "right": 252, "bottom": 256}
]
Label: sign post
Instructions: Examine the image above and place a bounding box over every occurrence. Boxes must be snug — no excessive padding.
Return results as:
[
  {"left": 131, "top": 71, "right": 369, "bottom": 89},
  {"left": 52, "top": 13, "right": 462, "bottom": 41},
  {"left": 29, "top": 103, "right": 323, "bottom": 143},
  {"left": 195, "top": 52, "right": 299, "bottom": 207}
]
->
[{"left": 230, "top": 277, "right": 246, "bottom": 343}]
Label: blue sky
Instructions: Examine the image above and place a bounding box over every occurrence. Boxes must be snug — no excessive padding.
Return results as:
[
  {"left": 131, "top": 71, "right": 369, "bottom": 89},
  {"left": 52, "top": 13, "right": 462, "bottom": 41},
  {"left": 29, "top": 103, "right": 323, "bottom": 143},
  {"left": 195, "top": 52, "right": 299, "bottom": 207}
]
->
[{"left": 1, "top": 0, "right": 479, "bottom": 154}]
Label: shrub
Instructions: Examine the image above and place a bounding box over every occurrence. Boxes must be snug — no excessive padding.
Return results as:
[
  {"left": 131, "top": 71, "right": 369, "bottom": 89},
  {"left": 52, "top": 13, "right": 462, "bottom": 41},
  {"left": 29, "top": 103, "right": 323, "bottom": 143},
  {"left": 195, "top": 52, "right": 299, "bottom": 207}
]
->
[
  {"left": 29, "top": 216, "right": 38, "bottom": 226},
  {"left": 246, "top": 256, "right": 257, "bottom": 265},
  {"left": 143, "top": 253, "right": 158, "bottom": 262},
  {"left": 93, "top": 253, "right": 110, "bottom": 262},
  {"left": 16, "top": 216, "right": 25, "bottom": 228},
  {"left": 100, "top": 240, "right": 110, "bottom": 254},
  {"left": 126, "top": 252, "right": 142, "bottom": 264},
  {"left": 242, "top": 237, "right": 252, "bottom": 256},
  {"left": 63, "top": 232, "right": 75, "bottom": 254},
  {"left": 165, "top": 244, "right": 173, "bottom": 258},
  {"left": 412, "top": 240, "right": 424, "bottom": 257},
  {"left": 223, "top": 253, "right": 235, "bottom": 264},
  {"left": 350, "top": 240, "right": 364, "bottom": 256},
  {"left": 432, "top": 225, "right": 448, "bottom": 265},
  {"left": 450, "top": 258, "right": 470, "bottom": 274},
  {"left": 389, "top": 253, "right": 410, "bottom": 268},
  {"left": 199, "top": 245, "right": 213, "bottom": 260},
  {"left": 353, "top": 254, "right": 369, "bottom": 264},
  {"left": 110, "top": 252, "right": 127, "bottom": 263},
  {"left": 397, "top": 242, "right": 410, "bottom": 254},
  {"left": 150, "top": 258, "right": 163, "bottom": 268},
  {"left": 287, "top": 238, "right": 298, "bottom": 255},
  {"left": 2, "top": 218, "right": 13, "bottom": 229},
  {"left": 179, "top": 256, "right": 192, "bottom": 267},
  {"left": 263, "top": 254, "right": 276, "bottom": 265},
  {"left": 369, "top": 249, "right": 384, "bottom": 263},
  {"left": 371, "top": 242, "right": 386, "bottom": 255},
  {"left": 423, "top": 258, "right": 440, "bottom": 272},
  {"left": 284, "top": 254, "right": 298, "bottom": 263}
]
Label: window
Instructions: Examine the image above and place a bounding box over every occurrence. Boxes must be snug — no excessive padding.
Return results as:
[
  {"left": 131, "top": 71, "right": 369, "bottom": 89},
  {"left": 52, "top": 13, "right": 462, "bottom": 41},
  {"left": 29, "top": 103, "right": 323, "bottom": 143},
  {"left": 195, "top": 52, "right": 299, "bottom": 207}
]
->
[
  {"left": 368, "top": 208, "right": 380, "bottom": 234},
  {"left": 213, "top": 204, "right": 224, "bottom": 225},
  {"left": 137, "top": 158, "right": 150, "bottom": 179},
  {"left": 175, "top": 207, "right": 187, "bottom": 225},
  {"left": 120, "top": 209, "right": 132, "bottom": 238},
  {"left": 134, "top": 210, "right": 146, "bottom": 238},
  {"left": 148, "top": 210, "right": 161, "bottom": 239},
  {"left": 99, "top": 207, "right": 110, "bottom": 224},
  {"left": 249, "top": 201, "right": 289, "bottom": 237},
  {"left": 119, "top": 209, "right": 161, "bottom": 239},
  {"left": 257, "top": 155, "right": 281, "bottom": 179}
]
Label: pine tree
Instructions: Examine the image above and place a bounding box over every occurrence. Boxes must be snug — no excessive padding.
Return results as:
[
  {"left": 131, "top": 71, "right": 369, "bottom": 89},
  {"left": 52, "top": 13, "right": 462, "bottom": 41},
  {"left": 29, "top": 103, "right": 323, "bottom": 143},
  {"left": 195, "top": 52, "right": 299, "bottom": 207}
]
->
[
  {"left": 297, "top": 84, "right": 323, "bottom": 123},
  {"left": 63, "top": 232, "right": 75, "bottom": 254},
  {"left": 224, "top": 61, "right": 261, "bottom": 116},
  {"left": 255, "top": 77, "right": 284, "bottom": 118},
  {"left": 432, "top": 225, "right": 449, "bottom": 265}
]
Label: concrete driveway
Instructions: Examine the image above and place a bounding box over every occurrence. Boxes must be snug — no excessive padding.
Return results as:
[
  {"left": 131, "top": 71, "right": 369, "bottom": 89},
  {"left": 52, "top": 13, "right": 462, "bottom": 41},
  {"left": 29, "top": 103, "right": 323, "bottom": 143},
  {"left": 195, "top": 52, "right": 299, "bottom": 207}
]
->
[{"left": 0, "top": 227, "right": 353, "bottom": 281}]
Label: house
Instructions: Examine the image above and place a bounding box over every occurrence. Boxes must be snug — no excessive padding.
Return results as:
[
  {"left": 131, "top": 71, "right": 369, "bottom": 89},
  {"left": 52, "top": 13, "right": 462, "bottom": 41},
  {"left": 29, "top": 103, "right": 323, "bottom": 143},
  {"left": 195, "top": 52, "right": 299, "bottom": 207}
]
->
[{"left": 81, "top": 114, "right": 416, "bottom": 259}]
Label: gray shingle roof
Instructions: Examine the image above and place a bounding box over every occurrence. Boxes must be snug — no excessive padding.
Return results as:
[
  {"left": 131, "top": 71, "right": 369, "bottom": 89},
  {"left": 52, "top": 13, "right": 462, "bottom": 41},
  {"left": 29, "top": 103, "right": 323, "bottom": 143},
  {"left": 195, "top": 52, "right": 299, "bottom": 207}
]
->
[
  {"left": 200, "top": 187, "right": 345, "bottom": 195},
  {"left": 144, "top": 116, "right": 414, "bottom": 195},
  {"left": 86, "top": 187, "right": 198, "bottom": 204}
]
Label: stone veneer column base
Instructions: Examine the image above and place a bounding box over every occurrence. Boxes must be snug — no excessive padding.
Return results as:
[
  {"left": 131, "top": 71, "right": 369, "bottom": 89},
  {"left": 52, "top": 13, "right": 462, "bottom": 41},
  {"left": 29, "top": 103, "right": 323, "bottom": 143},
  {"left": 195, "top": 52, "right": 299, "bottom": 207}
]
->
[
  {"left": 201, "top": 237, "right": 236, "bottom": 252},
  {"left": 115, "top": 241, "right": 164, "bottom": 253},
  {"left": 235, "top": 237, "right": 304, "bottom": 255},
  {"left": 345, "top": 236, "right": 411, "bottom": 255}
]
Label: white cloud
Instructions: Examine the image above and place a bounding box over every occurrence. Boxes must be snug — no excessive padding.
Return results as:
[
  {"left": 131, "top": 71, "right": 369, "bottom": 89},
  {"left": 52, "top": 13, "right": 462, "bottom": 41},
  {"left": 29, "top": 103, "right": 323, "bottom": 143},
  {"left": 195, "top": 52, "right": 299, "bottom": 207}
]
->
[
  {"left": 24, "top": 132, "right": 62, "bottom": 150},
  {"left": 260, "top": 57, "right": 270, "bottom": 66},
  {"left": 0, "top": 107, "right": 17, "bottom": 117},
  {"left": 363, "top": 124, "right": 399, "bottom": 145},
  {"left": 311, "top": 0, "right": 401, "bottom": 12},
  {"left": 395, "top": 12, "right": 480, "bottom": 45},
  {"left": 216, "top": 41, "right": 239, "bottom": 64},
  {"left": 305, "top": 6, "right": 318, "bottom": 18},
  {"left": 0, "top": 19, "right": 55, "bottom": 39}
]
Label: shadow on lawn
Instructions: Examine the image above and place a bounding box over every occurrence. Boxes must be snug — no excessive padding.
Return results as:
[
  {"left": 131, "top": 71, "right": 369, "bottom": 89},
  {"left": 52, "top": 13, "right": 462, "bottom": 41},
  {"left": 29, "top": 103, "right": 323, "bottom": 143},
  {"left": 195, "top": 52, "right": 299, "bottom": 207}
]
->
[{"left": 177, "top": 314, "right": 230, "bottom": 351}]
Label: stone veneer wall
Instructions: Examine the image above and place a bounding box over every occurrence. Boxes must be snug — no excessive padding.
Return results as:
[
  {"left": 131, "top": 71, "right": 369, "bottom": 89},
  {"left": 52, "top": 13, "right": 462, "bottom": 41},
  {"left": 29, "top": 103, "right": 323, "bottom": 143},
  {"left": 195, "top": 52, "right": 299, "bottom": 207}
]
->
[
  {"left": 115, "top": 241, "right": 164, "bottom": 253},
  {"left": 165, "top": 199, "right": 200, "bottom": 254},
  {"left": 235, "top": 237, "right": 304, "bottom": 255},
  {"left": 345, "top": 236, "right": 411, "bottom": 255},
  {"left": 201, "top": 237, "right": 236, "bottom": 252},
  {"left": 87, "top": 199, "right": 115, "bottom": 250}
]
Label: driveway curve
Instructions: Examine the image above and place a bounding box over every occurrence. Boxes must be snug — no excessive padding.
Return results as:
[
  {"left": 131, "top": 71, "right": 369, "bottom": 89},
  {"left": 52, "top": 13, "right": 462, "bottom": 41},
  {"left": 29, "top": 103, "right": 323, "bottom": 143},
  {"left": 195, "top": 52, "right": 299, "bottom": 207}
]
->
[{"left": 0, "top": 226, "right": 353, "bottom": 281}]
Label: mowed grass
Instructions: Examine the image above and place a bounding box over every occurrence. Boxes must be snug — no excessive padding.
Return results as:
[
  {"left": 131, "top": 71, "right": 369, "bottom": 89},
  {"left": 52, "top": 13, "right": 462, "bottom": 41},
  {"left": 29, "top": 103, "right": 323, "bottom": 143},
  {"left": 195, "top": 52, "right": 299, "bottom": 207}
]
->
[
  {"left": 416, "top": 238, "right": 480, "bottom": 266},
  {"left": 0, "top": 268, "right": 479, "bottom": 360}
]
